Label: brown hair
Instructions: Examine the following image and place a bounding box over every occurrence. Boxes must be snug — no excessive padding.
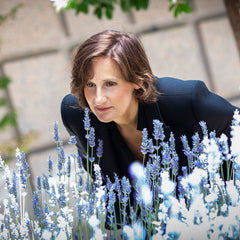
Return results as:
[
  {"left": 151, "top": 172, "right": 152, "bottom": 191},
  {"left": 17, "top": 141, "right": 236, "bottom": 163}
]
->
[{"left": 71, "top": 30, "right": 159, "bottom": 108}]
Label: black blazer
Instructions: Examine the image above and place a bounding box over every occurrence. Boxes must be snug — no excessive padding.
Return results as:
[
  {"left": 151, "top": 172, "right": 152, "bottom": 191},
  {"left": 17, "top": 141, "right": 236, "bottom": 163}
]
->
[{"left": 61, "top": 77, "right": 238, "bottom": 182}]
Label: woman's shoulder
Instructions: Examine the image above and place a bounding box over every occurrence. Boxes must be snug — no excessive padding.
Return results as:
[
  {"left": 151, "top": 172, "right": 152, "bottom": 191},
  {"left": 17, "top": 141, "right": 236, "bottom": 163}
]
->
[
  {"left": 61, "top": 94, "right": 84, "bottom": 127},
  {"left": 61, "top": 94, "right": 80, "bottom": 110},
  {"left": 155, "top": 77, "right": 207, "bottom": 96}
]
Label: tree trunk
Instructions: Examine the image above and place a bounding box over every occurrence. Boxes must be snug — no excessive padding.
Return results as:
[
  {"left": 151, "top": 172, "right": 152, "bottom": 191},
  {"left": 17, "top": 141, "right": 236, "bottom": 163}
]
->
[{"left": 224, "top": 0, "right": 240, "bottom": 57}]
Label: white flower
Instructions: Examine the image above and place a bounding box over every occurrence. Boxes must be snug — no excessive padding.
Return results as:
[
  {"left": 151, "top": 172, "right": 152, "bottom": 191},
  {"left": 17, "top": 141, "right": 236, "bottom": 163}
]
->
[
  {"left": 95, "top": 186, "right": 105, "bottom": 199},
  {"left": 129, "top": 161, "right": 145, "bottom": 179},
  {"left": 160, "top": 171, "right": 176, "bottom": 196},
  {"left": 50, "top": 0, "right": 69, "bottom": 11},
  {"left": 226, "top": 180, "right": 239, "bottom": 205},
  {"left": 123, "top": 222, "right": 146, "bottom": 240},
  {"left": 141, "top": 184, "right": 152, "bottom": 206},
  {"left": 42, "top": 229, "right": 52, "bottom": 239},
  {"left": 88, "top": 215, "right": 100, "bottom": 228}
]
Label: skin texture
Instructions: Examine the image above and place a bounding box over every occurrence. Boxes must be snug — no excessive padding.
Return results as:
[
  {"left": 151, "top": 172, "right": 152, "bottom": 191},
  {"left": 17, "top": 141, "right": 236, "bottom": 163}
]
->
[{"left": 84, "top": 56, "right": 140, "bottom": 128}]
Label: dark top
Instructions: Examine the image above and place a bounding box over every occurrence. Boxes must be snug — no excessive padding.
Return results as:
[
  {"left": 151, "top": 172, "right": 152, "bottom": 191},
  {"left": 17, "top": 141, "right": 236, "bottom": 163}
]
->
[{"left": 61, "top": 77, "right": 238, "bottom": 182}]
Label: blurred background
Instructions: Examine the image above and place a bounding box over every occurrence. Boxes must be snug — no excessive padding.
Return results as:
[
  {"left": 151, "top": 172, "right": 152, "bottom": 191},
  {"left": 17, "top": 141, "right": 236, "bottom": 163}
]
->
[{"left": 0, "top": 0, "right": 240, "bottom": 196}]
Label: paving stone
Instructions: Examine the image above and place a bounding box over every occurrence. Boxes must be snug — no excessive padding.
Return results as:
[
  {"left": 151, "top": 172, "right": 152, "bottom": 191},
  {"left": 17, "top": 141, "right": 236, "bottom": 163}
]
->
[
  {"left": 140, "top": 26, "right": 209, "bottom": 85},
  {"left": 64, "top": 5, "right": 131, "bottom": 43},
  {"left": 199, "top": 17, "right": 240, "bottom": 98},
  {"left": 0, "top": 0, "right": 64, "bottom": 61},
  {"left": 4, "top": 52, "right": 71, "bottom": 149}
]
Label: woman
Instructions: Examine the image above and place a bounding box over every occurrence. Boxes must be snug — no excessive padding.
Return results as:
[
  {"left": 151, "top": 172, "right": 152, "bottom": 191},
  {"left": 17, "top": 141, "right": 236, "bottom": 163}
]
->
[{"left": 61, "top": 30, "right": 238, "bottom": 183}]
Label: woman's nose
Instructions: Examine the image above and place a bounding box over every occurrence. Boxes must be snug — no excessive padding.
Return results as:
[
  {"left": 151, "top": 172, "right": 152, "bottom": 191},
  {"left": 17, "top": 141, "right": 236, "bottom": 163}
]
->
[{"left": 94, "top": 88, "right": 106, "bottom": 105}]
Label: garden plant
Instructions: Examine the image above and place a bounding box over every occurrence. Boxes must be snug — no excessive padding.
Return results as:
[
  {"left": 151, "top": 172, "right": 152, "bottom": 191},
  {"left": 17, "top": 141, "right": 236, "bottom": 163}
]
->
[{"left": 0, "top": 108, "right": 240, "bottom": 239}]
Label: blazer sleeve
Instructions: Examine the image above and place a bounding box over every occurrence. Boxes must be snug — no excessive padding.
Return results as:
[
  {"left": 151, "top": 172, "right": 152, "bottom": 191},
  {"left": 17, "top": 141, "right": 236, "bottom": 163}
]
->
[{"left": 191, "top": 81, "right": 239, "bottom": 139}]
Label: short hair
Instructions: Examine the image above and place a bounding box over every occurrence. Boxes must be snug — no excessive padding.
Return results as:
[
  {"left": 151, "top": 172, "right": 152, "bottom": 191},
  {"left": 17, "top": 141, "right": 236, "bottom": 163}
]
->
[{"left": 71, "top": 30, "right": 159, "bottom": 109}]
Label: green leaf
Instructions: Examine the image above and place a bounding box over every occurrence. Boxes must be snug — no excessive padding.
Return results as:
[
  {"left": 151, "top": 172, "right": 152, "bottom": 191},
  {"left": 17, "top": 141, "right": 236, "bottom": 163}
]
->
[
  {"left": 65, "top": 0, "right": 78, "bottom": 9},
  {"left": 76, "top": 2, "right": 89, "bottom": 14},
  {"left": 174, "top": 3, "right": 192, "bottom": 17},
  {"left": 141, "top": 0, "right": 149, "bottom": 9},
  {"left": 121, "top": 0, "right": 131, "bottom": 12},
  {"left": 181, "top": 4, "right": 192, "bottom": 13},
  {"left": 174, "top": 5, "right": 180, "bottom": 18},
  {"left": 0, "top": 76, "right": 11, "bottom": 89},
  {"left": 105, "top": 4, "right": 114, "bottom": 19},
  {"left": 135, "top": 0, "right": 141, "bottom": 10},
  {"left": 94, "top": 6, "right": 102, "bottom": 19},
  {"left": 0, "top": 98, "right": 7, "bottom": 107},
  {"left": 169, "top": 3, "right": 175, "bottom": 12},
  {"left": 0, "top": 109, "right": 17, "bottom": 130}
]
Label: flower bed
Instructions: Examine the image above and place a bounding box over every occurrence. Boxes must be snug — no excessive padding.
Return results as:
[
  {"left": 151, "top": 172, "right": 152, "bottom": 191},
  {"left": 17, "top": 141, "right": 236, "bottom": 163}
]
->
[{"left": 0, "top": 109, "right": 240, "bottom": 239}]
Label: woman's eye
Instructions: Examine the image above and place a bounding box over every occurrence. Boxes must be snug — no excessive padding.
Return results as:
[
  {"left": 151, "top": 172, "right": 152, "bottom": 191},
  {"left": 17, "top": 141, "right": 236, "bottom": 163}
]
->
[
  {"left": 106, "top": 81, "right": 117, "bottom": 87},
  {"left": 86, "top": 82, "right": 95, "bottom": 87}
]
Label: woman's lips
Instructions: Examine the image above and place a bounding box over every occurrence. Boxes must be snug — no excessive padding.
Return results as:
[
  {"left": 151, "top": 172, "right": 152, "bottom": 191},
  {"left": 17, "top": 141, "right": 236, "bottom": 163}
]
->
[{"left": 95, "top": 106, "right": 112, "bottom": 112}]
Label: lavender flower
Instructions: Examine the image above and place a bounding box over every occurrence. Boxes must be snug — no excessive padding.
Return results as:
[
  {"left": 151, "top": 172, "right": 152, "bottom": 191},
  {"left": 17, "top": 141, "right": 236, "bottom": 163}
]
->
[
  {"left": 153, "top": 119, "right": 165, "bottom": 141},
  {"left": 59, "top": 181, "right": 68, "bottom": 208},
  {"left": 181, "top": 135, "right": 194, "bottom": 170},
  {"left": 32, "top": 192, "right": 44, "bottom": 221},
  {"left": 53, "top": 121, "right": 62, "bottom": 145},
  {"left": 89, "top": 127, "right": 95, "bottom": 148},
  {"left": 199, "top": 121, "right": 208, "bottom": 137},
  {"left": 19, "top": 167, "right": 28, "bottom": 189},
  {"left": 148, "top": 138, "right": 155, "bottom": 155},
  {"left": 10, "top": 170, "right": 18, "bottom": 199},
  {"left": 67, "top": 156, "right": 71, "bottom": 177},
  {"left": 141, "top": 128, "right": 149, "bottom": 155},
  {"left": 169, "top": 132, "right": 176, "bottom": 152},
  {"left": 48, "top": 155, "right": 53, "bottom": 176},
  {"left": 171, "top": 152, "right": 179, "bottom": 177},
  {"left": 84, "top": 108, "right": 91, "bottom": 131},
  {"left": 161, "top": 142, "right": 171, "bottom": 166},
  {"left": 192, "top": 132, "right": 200, "bottom": 150},
  {"left": 76, "top": 154, "right": 83, "bottom": 169},
  {"left": 97, "top": 139, "right": 104, "bottom": 158},
  {"left": 57, "top": 146, "right": 66, "bottom": 172},
  {"left": 68, "top": 135, "right": 77, "bottom": 145},
  {"left": 36, "top": 176, "right": 41, "bottom": 191},
  {"left": 42, "top": 173, "right": 50, "bottom": 191},
  {"left": 107, "top": 185, "right": 116, "bottom": 227}
]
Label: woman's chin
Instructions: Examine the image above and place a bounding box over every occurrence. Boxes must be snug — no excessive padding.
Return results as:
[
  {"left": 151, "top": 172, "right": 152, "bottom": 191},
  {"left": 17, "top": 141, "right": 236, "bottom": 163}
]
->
[{"left": 95, "top": 114, "right": 113, "bottom": 123}]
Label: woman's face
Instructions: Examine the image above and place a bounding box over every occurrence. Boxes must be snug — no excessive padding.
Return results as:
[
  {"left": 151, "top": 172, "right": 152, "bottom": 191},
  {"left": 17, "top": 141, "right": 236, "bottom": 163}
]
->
[{"left": 84, "top": 56, "right": 140, "bottom": 125}]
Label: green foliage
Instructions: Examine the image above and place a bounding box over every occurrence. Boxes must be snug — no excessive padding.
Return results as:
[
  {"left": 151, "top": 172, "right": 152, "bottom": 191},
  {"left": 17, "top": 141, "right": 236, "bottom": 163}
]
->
[
  {"left": 0, "top": 75, "right": 11, "bottom": 89},
  {"left": 65, "top": 0, "right": 150, "bottom": 19},
  {"left": 0, "top": 76, "right": 17, "bottom": 130},
  {"left": 63, "top": 0, "right": 191, "bottom": 19},
  {"left": 168, "top": 0, "right": 192, "bottom": 18},
  {"left": 0, "top": 109, "right": 17, "bottom": 130}
]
